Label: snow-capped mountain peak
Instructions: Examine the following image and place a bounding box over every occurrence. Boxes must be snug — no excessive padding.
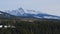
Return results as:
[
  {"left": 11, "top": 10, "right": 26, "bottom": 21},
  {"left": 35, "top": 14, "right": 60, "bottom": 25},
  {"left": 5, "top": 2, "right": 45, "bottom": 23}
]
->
[
  {"left": 17, "top": 8, "right": 25, "bottom": 15},
  {"left": 4, "top": 7, "right": 60, "bottom": 19},
  {"left": 4, "top": 8, "right": 26, "bottom": 16}
]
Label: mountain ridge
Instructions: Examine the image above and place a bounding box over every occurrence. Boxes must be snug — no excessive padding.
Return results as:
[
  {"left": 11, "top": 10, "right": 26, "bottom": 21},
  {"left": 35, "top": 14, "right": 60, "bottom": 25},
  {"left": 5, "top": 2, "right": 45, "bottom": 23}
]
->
[{"left": 4, "top": 8, "right": 60, "bottom": 19}]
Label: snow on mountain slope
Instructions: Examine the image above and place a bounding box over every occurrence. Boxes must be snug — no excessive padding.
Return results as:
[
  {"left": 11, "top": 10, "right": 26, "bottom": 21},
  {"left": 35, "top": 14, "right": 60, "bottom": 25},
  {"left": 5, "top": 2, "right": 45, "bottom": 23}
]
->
[
  {"left": 26, "top": 10, "right": 41, "bottom": 14},
  {"left": 34, "top": 13, "right": 60, "bottom": 19},
  {"left": 4, "top": 7, "right": 60, "bottom": 19},
  {"left": 4, "top": 8, "right": 26, "bottom": 16}
]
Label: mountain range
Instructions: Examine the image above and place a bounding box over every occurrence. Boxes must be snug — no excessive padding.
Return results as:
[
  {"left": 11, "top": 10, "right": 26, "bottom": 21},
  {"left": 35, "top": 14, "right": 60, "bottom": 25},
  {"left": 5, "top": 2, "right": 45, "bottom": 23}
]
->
[
  {"left": 1, "top": 7, "right": 60, "bottom": 19},
  {"left": 0, "top": 11, "right": 16, "bottom": 19}
]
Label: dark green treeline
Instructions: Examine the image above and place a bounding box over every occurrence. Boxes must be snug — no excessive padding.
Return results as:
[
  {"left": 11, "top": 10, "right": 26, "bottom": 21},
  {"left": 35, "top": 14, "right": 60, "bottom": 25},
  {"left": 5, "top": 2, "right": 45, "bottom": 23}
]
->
[{"left": 0, "top": 19, "right": 60, "bottom": 34}]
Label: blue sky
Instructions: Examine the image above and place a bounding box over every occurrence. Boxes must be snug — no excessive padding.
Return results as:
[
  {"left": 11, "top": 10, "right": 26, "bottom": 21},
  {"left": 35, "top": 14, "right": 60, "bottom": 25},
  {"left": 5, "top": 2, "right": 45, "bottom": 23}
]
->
[{"left": 0, "top": 0, "right": 60, "bottom": 16}]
